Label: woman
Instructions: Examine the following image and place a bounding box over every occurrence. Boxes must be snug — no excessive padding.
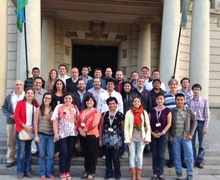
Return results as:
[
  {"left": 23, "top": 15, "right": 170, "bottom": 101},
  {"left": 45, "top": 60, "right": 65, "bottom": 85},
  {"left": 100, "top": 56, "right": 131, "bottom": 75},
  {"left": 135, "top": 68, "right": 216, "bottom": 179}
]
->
[
  {"left": 34, "top": 93, "right": 55, "bottom": 180},
  {"left": 149, "top": 93, "right": 171, "bottom": 180},
  {"left": 45, "top": 69, "right": 58, "bottom": 92},
  {"left": 14, "top": 88, "right": 39, "bottom": 179},
  {"left": 99, "top": 97, "right": 124, "bottom": 180},
  {"left": 121, "top": 81, "right": 136, "bottom": 158},
  {"left": 51, "top": 92, "right": 79, "bottom": 180},
  {"left": 77, "top": 95, "right": 101, "bottom": 180},
  {"left": 51, "top": 79, "right": 66, "bottom": 158},
  {"left": 124, "top": 97, "right": 151, "bottom": 180}
]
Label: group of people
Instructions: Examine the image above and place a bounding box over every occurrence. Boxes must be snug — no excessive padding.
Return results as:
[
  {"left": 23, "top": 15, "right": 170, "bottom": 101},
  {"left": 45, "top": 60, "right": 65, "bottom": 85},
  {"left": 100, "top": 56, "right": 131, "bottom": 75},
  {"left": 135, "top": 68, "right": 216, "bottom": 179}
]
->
[{"left": 2, "top": 65, "right": 210, "bottom": 180}]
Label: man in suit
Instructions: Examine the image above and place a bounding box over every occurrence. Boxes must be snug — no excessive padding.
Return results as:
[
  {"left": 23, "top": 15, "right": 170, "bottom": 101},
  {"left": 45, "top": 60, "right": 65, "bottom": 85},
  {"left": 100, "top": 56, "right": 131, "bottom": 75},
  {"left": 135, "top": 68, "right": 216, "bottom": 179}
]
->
[{"left": 66, "top": 67, "right": 80, "bottom": 94}]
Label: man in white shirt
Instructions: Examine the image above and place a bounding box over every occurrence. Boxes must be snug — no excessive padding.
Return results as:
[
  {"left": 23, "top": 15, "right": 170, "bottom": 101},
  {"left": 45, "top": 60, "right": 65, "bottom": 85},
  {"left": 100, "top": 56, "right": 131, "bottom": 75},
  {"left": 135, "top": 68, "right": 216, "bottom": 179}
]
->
[
  {"left": 58, "top": 64, "right": 70, "bottom": 85},
  {"left": 145, "top": 70, "right": 166, "bottom": 91},
  {"left": 2, "top": 80, "right": 25, "bottom": 167},
  {"left": 98, "top": 78, "right": 123, "bottom": 114}
]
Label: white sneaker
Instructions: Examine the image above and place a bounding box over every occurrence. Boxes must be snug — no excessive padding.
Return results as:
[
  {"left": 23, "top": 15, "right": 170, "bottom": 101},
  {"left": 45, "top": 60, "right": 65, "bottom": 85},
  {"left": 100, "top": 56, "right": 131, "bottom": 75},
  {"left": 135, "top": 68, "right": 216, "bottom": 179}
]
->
[
  {"left": 102, "top": 155, "right": 106, "bottom": 159},
  {"left": 121, "top": 152, "right": 128, "bottom": 159}
]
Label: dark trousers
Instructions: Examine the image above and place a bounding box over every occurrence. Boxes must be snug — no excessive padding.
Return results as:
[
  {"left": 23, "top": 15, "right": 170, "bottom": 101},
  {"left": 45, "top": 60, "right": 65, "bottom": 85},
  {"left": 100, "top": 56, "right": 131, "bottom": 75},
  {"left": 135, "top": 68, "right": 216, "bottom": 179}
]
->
[
  {"left": 104, "top": 147, "right": 121, "bottom": 178},
  {"left": 58, "top": 136, "right": 76, "bottom": 173},
  {"left": 151, "top": 134, "right": 167, "bottom": 175},
  {"left": 80, "top": 135, "right": 99, "bottom": 174}
]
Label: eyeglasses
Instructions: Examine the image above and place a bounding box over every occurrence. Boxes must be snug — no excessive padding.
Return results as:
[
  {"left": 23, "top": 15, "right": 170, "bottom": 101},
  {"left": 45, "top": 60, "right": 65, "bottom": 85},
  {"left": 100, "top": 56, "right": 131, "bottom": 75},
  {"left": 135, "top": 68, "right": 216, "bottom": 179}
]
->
[{"left": 44, "top": 97, "right": 51, "bottom": 100}]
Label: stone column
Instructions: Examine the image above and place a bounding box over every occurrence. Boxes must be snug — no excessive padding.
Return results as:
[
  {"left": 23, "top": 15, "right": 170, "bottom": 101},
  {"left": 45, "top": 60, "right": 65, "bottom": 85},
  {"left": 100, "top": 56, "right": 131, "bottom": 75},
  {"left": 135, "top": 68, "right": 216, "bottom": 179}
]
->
[
  {"left": 0, "top": 0, "right": 7, "bottom": 105},
  {"left": 137, "top": 23, "right": 151, "bottom": 73},
  {"left": 159, "top": 0, "right": 180, "bottom": 88},
  {"left": 17, "top": 0, "right": 41, "bottom": 79},
  {"left": 189, "top": 0, "right": 210, "bottom": 98},
  {"left": 41, "top": 15, "right": 55, "bottom": 79}
]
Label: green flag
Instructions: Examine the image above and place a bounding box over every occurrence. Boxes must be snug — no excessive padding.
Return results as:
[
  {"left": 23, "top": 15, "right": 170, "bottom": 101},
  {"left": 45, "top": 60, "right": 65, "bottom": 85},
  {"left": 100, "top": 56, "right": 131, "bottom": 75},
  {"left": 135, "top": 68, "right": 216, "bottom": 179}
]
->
[
  {"left": 17, "top": 0, "right": 28, "bottom": 33},
  {"left": 180, "top": 0, "right": 191, "bottom": 29}
]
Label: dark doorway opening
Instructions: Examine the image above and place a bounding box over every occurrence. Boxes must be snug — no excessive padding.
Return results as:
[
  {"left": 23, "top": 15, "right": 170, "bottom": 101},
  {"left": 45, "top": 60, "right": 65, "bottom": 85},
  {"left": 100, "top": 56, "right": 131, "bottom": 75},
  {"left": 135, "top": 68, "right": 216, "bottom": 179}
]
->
[{"left": 72, "top": 45, "right": 118, "bottom": 76}]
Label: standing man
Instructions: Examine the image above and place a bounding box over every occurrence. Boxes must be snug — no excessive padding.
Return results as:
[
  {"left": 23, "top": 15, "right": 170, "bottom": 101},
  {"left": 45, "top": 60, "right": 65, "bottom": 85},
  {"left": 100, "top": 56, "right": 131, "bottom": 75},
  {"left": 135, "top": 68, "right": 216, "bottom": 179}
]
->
[
  {"left": 187, "top": 84, "right": 210, "bottom": 169},
  {"left": 132, "top": 77, "right": 152, "bottom": 113},
  {"left": 102, "top": 67, "right": 115, "bottom": 89},
  {"left": 130, "top": 71, "right": 139, "bottom": 89},
  {"left": 140, "top": 66, "right": 153, "bottom": 86},
  {"left": 179, "top": 78, "right": 193, "bottom": 103},
  {"left": 170, "top": 93, "right": 197, "bottom": 180},
  {"left": 146, "top": 70, "right": 166, "bottom": 91},
  {"left": 2, "top": 80, "right": 25, "bottom": 167},
  {"left": 79, "top": 66, "right": 93, "bottom": 84},
  {"left": 86, "top": 68, "right": 105, "bottom": 90},
  {"left": 33, "top": 77, "right": 48, "bottom": 105},
  {"left": 58, "top": 64, "right": 70, "bottom": 85},
  {"left": 88, "top": 77, "right": 105, "bottom": 108},
  {"left": 66, "top": 67, "right": 80, "bottom": 94},
  {"left": 73, "top": 79, "right": 93, "bottom": 111},
  {"left": 114, "top": 70, "right": 124, "bottom": 93},
  {"left": 98, "top": 78, "right": 123, "bottom": 114},
  {"left": 24, "top": 67, "right": 45, "bottom": 90}
]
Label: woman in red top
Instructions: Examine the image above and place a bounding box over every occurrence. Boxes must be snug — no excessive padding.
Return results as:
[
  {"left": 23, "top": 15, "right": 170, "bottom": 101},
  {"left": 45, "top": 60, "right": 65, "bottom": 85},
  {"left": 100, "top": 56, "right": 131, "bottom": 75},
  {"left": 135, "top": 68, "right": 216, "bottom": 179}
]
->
[
  {"left": 14, "top": 87, "right": 39, "bottom": 179},
  {"left": 77, "top": 95, "right": 101, "bottom": 180}
]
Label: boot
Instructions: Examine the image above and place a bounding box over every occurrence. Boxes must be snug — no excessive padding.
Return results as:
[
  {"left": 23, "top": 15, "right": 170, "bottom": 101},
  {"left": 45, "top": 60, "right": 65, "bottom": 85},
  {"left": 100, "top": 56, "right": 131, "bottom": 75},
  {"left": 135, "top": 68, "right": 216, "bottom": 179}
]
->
[
  {"left": 136, "top": 168, "right": 142, "bottom": 180},
  {"left": 130, "top": 168, "right": 136, "bottom": 180}
]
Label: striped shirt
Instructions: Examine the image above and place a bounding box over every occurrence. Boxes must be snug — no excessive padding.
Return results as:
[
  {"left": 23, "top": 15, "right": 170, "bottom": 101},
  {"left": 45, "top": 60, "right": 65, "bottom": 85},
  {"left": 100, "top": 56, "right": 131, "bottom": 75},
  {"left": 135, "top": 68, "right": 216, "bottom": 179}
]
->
[
  {"left": 164, "top": 91, "right": 179, "bottom": 109},
  {"left": 179, "top": 88, "right": 194, "bottom": 103},
  {"left": 187, "top": 96, "right": 210, "bottom": 130}
]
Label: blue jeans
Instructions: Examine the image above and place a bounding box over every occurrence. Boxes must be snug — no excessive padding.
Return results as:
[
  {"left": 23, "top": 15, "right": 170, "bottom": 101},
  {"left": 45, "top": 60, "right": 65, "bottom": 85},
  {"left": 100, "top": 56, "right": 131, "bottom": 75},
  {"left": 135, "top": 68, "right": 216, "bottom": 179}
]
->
[
  {"left": 37, "top": 133, "right": 55, "bottom": 177},
  {"left": 192, "top": 121, "right": 205, "bottom": 164},
  {"left": 128, "top": 141, "right": 145, "bottom": 169},
  {"left": 173, "top": 137, "right": 194, "bottom": 176},
  {"left": 151, "top": 134, "right": 167, "bottom": 175},
  {"left": 16, "top": 132, "right": 32, "bottom": 176},
  {"left": 122, "top": 133, "right": 128, "bottom": 152}
]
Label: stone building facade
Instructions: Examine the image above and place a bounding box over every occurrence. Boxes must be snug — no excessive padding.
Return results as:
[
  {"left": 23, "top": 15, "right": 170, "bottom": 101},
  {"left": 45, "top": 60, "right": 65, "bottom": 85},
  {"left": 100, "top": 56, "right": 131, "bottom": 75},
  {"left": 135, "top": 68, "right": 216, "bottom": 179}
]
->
[{"left": 1, "top": 0, "right": 220, "bottom": 113}]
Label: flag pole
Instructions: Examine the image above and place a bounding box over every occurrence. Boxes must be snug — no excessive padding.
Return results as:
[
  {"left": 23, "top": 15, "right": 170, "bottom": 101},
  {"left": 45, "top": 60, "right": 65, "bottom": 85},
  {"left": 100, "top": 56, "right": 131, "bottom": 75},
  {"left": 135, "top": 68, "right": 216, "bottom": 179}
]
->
[
  {"left": 172, "top": 27, "right": 182, "bottom": 79},
  {"left": 23, "top": 7, "right": 29, "bottom": 79}
]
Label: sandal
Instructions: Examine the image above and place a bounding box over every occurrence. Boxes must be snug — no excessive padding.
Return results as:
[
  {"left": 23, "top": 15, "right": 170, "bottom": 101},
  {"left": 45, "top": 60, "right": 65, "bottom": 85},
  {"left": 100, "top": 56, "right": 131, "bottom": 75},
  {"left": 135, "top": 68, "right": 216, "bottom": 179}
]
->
[
  {"left": 81, "top": 171, "right": 88, "bottom": 179},
  {"left": 87, "top": 174, "right": 95, "bottom": 180},
  {"left": 66, "top": 172, "right": 72, "bottom": 180},
  {"left": 49, "top": 175, "right": 56, "bottom": 179},
  {"left": 25, "top": 173, "right": 34, "bottom": 178},
  {"left": 17, "top": 175, "right": 24, "bottom": 179},
  {"left": 40, "top": 176, "right": 46, "bottom": 180},
  {"left": 60, "top": 173, "right": 66, "bottom": 180}
]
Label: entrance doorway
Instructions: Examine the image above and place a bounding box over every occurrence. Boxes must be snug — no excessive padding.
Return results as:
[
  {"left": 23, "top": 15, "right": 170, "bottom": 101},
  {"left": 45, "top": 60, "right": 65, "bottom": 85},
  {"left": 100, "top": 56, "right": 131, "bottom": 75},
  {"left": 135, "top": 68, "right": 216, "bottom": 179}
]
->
[{"left": 72, "top": 45, "right": 118, "bottom": 76}]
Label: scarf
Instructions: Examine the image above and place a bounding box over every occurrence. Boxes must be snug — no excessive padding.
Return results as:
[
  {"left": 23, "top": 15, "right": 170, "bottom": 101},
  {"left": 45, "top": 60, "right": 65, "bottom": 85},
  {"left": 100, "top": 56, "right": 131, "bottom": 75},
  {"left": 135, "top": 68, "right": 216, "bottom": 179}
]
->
[{"left": 131, "top": 105, "right": 144, "bottom": 132}]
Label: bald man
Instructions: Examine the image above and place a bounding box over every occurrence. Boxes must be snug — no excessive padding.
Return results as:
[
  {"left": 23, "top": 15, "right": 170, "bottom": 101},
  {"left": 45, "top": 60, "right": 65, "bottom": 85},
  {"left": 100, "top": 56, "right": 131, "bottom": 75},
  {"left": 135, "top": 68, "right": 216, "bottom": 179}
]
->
[{"left": 2, "top": 80, "right": 25, "bottom": 167}]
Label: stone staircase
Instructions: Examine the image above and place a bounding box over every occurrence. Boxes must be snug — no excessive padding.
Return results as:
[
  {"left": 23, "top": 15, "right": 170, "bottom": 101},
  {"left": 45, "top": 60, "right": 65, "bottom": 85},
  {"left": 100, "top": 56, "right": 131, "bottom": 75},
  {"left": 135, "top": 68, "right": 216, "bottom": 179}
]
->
[{"left": 0, "top": 132, "right": 220, "bottom": 177}]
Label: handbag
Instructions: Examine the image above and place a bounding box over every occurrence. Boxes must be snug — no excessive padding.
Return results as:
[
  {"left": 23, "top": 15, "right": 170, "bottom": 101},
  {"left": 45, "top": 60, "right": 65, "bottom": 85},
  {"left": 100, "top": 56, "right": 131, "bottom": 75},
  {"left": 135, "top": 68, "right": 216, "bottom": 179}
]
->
[
  {"left": 18, "top": 105, "right": 34, "bottom": 141},
  {"left": 19, "top": 129, "right": 32, "bottom": 141}
]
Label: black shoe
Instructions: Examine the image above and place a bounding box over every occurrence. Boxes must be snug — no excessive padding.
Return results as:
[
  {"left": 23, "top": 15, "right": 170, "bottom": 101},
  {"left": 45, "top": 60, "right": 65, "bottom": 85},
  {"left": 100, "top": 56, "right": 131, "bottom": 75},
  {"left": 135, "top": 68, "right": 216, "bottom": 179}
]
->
[
  {"left": 168, "top": 162, "right": 174, "bottom": 168},
  {"left": 182, "top": 163, "right": 187, "bottom": 168},
  {"left": 6, "top": 162, "right": 14, "bottom": 168},
  {"left": 115, "top": 177, "right": 120, "bottom": 180},
  {"left": 104, "top": 176, "right": 113, "bottom": 179}
]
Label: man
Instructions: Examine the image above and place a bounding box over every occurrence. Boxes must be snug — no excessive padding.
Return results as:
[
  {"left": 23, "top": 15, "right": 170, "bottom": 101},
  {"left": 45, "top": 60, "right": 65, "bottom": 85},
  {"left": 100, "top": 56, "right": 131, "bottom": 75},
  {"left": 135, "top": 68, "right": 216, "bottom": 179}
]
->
[
  {"left": 114, "top": 70, "right": 124, "bottom": 93},
  {"left": 150, "top": 79, "right": 166, "bottom": 108},
  {"left": 86, "top": 68, "right": 105, "bottom": 90},
  {"left": 58, "top": 64, "right": 70, "bottom": 85},
  {"left": 146, "top": 70, "right": 166, "bottom": 91},
  {"left": 179, "top": 78, "right": 193, "bottom": 103},
  {"left": 2, "top": 80, "right": 25, "bottom": 167},
  {"left": 88, "top": 77, "right": 105, "bottom": 108},
  {"left": 187, "top": 84, "right": 210, "bottom": 169},
  {"left": 66, "top": 67, "right": 80, "bottom": 94},
  {"left": 170, "top": 93, "right": 197, "bottom": 180},
  {"left": 140, "top": 66, "right": 153, "bottom": 86},
  {"left": 102, "top": 67, "right": 116, "bottom": 89},
  {"left": 79, "top": 66, "right": 93, "bottom": 84},
  {"left": 33, "top": 77, "right": 47, "bottom": 105},
  {"left": 73, "top": 79, "right": 93, "bottom": 111},
  {"left": 130, "top": 71, "right": 139, "bottom": 88},
  {"left": 98, "top": 78, "right": 123, "bottom": 114},
  {"left": 24, "top": 67, "right": 45, "bottom": 90},
  {"left": 132, "top": 77, "right": 152, "bottom": 113}
]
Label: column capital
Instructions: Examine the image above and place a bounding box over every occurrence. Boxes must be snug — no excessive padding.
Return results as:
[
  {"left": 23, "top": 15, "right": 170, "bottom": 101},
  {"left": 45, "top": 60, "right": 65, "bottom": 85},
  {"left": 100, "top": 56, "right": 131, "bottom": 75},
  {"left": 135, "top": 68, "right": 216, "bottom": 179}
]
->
[{"left": 42, "top": 12, "right": 56, "bottom": 21}]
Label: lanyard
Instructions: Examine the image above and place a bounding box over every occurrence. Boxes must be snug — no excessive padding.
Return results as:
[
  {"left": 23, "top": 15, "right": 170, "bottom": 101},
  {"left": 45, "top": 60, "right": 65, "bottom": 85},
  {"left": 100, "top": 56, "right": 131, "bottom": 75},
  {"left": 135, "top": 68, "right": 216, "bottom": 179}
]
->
[
  {"left": 108, "top": 112, "right": 116, "bottom": 127},
  {"left": 156, "top": 110, "right": 162, "bottom": 123}
]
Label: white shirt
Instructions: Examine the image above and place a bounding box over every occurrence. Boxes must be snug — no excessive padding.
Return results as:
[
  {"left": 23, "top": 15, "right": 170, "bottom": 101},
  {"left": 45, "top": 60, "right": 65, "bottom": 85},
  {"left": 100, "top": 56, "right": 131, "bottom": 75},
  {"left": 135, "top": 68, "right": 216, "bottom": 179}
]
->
[
  {"left": 145, "top": 81, "right": 166, "bottom": 91},
  {"left": 25, "top": 103, "right": 36, "bottom": 126},
  {"left": 97, "top": 90, "right": 124, "bottom": 114},
  {"left": 88, "top": 87, "right": 105, "bottom": 108},
  {"left": 58, "top": 74, "right": 70, "bottom": 85},
  {"left": 11, "top": 91, "right": 25, "bottom": 112}
]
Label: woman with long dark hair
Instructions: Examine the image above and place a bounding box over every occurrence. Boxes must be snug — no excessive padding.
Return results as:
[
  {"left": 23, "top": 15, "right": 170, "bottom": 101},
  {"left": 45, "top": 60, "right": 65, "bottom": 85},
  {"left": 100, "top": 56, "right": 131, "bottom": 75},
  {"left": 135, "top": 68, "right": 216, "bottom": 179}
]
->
[
  {"left": 124, "top": 97, "right": 151, "bottom": 180},
  {"left": 34, "top": 93, "right": 55, "bottom": 180},
  {"left": 77, "top": 95, "right": 101, "bottom": 180},
  {"left": 51, "top": 92, "right": 79, "bottom": 180},
  {"left": 14, "top": 87, "right": 39, "bottom": 179},
  {"left": 45, "top": 69, "right": 58, "bottom": 92}
]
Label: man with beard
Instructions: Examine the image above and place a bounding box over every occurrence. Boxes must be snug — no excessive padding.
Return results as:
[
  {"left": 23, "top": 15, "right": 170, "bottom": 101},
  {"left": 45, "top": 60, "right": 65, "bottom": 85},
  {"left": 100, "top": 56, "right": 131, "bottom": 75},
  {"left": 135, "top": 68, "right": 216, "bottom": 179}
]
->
[{"left": 114, "top": 70, "right": 124, "bottom": 93}]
